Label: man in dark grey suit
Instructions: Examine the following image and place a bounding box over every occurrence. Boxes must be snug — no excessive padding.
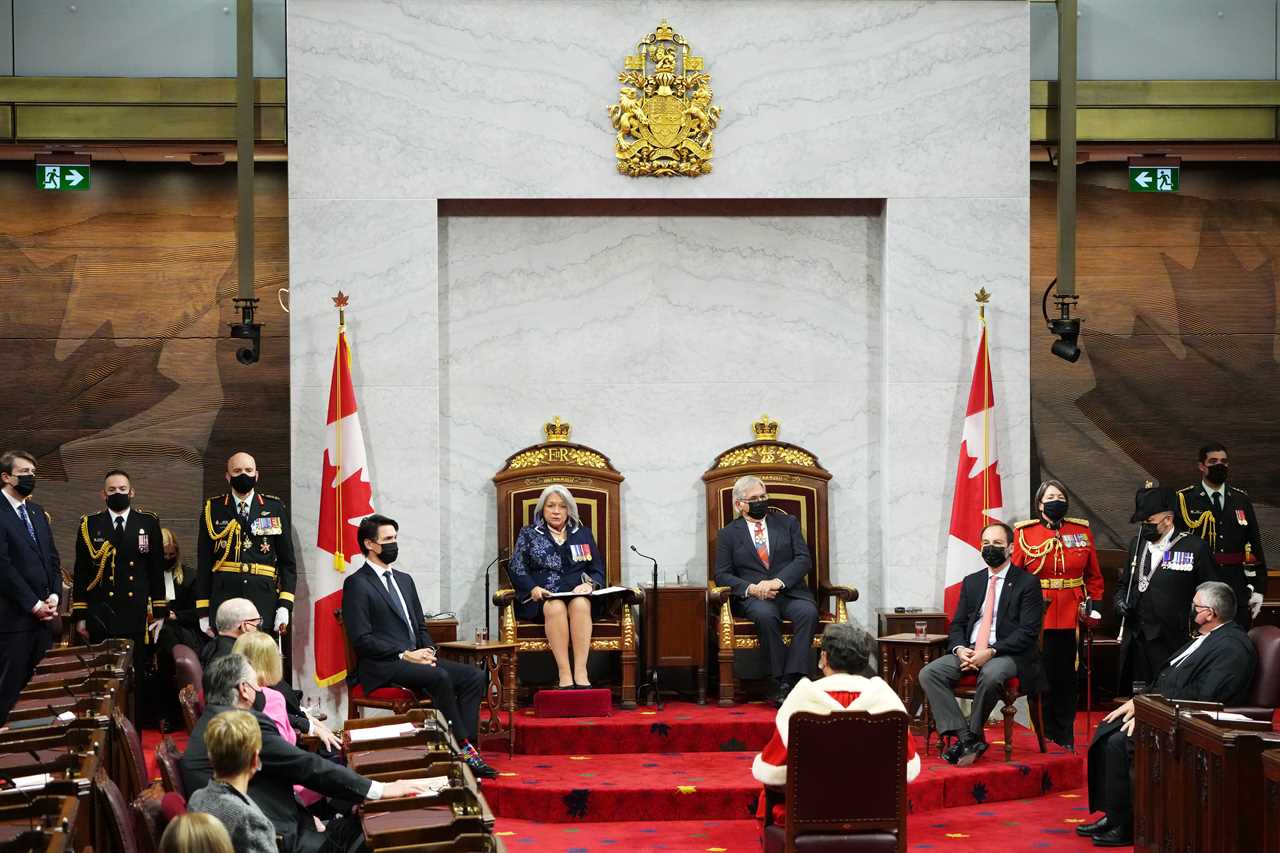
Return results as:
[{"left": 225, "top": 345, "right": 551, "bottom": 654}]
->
[{"left": 714, "top": 475, "right": 817, "bottom": 705}]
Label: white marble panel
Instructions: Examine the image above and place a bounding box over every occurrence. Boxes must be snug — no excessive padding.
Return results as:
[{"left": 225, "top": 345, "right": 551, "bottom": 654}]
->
[{"left": 287, "top": 0, "right": 1028, "bottom": 201}]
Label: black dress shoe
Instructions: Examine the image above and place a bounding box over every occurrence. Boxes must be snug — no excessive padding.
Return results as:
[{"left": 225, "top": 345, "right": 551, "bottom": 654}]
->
[
  {"left": 941, "top": 737, "right": 967, "bottom": 765},
  {"left": 955, "top": 736, "right": 988, "bottom": 766},
  {"left": 464, "top": 753, "right": 500, "bottom": 779},
  {"left": 1075, "top": 815, "right": 1112, "bottom": 836},
  {"left": 1091, "top": 825, "right": 1133, "bottom": 847}
]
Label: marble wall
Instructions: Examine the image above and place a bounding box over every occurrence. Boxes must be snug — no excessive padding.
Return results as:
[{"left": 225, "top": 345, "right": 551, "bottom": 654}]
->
[{"left": 286, "top": 0, "right": 1029, "bottom": 700}]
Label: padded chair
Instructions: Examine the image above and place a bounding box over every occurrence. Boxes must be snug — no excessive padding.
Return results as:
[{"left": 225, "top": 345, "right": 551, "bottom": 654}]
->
[
  {"left": 111, "top": 709, "right": 149, "bottom": 802},
  {"left": 335, "top": 609, "right": 435, "bottom": 720},
  {"left": 155, "top": 736, "right": 185, "bottom": 798},
  {"left": 131, "top": 788, "right": 167, "bottom": 853},
  {"left": 97, "top": 769, "right": 140, "bottom": 853},
  {"left": 762, "top": 710, "right": 909, "bottom": 853},
  {"left": 1223, "top": 625, "right": 1280, "bottom": 718},
  {"left": 177, "top": 684, "right": 202, "bottom": 733},
  {"left": 491, "top": 418, "right": 643, "bottom": 708},
  {"left": 172, "top": 643, "right": 203, "bottom": 696},
  {"left": 704, "top": 416, "right": 857, "bottom": 705}
]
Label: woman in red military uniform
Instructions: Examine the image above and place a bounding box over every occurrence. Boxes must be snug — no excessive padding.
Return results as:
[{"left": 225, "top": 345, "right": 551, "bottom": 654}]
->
[{"left": 1010, "top": 480, "right": 1104, "bottom": 749}]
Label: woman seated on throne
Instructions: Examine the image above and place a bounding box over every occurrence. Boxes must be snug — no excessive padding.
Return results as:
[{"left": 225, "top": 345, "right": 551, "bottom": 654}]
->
[{"left": 508, "top": 484, "right": 604, "bottom": 689}]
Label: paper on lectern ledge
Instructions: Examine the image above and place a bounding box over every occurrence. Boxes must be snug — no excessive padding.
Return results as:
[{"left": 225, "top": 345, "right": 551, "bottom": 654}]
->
[
  {"left": 11, "top": 773, "right": 53, "bottom": 791},
  {"left": 347, "top": 722, "right": 416, "bottom": 742}
]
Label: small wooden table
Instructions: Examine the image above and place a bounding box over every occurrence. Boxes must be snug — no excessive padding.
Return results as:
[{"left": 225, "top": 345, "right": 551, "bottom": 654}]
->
[
  {"left": 436, "top": 640, "right": 517, "bottom": 756},
  {"left": 876, "top": 609, "right": 948, "bottom": 638},
  {"left": 877, "top": 632, "right": 949, "bottom": 733},
  {"left": 643, "top": 585, "right": 708, "bottom": 704}
]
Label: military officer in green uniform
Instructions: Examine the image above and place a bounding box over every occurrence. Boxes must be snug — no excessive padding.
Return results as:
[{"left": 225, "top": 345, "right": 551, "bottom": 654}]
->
[
  {"left": 71, "top": 469, "right": 167, "bottom": 661},
  {"left": 1177, "top": 442, "right": 1267, "bottom": 628},
  {"left": 196, "top": 451, "right": 296, "bottom": 640}
]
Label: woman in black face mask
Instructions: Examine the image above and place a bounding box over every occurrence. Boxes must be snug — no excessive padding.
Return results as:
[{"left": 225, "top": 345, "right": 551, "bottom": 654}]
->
[{"left": 1009, "top": 479, "right": 1104, "bottom": 749}]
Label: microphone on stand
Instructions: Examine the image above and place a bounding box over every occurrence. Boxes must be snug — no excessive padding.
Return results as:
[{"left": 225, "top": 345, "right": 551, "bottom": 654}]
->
[
  {"left": 482, "top": 549, "right": 509, "bottom": 640},
  {"left": 630, "top": 545, "right": 663, "bottom": 709}
]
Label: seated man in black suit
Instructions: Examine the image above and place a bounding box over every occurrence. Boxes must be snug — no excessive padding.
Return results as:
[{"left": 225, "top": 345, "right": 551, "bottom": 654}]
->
[
  {"left": 1080, "top": 581, "right": 1256, "bottom": 847},
  {"left": 920, "top": 521, "right": 1045, "bottom": 766},
  {"left": 342, "top": 513, "right": 495, "bottom": 778},
  {"left": 181, "top": 654, "right": 434, "bottom": 853},
  {"left": 714, "top": 475, "right": 818, "bottom": 705}
]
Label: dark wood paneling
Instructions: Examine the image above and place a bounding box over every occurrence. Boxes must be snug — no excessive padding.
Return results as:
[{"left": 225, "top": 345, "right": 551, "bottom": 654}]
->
[{"left": 0, "top": 162, "right": 288, "bottom": 567}]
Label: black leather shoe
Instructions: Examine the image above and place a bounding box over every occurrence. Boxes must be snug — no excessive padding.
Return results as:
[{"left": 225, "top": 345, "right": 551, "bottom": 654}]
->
[
  {"left": 465, "top": 753, "right": 500, "bottom": 779},
  {"left": 955, "top": 736, "right": 988, "bottom": 766},
  {"left": 941, "top": 737, "right": 966, "bottom": 765},
  {"left": 1091, "top": 825, "right": 1133, "bottom": 847},
  {"left": 1076, "top": 815, "right": 1112, "bottom": 836}
]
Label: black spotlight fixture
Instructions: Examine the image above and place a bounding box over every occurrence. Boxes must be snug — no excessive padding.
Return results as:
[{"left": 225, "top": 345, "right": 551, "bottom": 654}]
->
[
  {"left": 1041, "top": 278, "right": 1082, "bottom": 363},
  {"left": 229, "top": 296, "right": 263, "bottom": 364}
]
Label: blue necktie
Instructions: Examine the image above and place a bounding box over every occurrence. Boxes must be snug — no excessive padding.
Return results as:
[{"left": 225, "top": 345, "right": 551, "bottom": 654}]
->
[
  {"left": 383, "top": 571, "right": 415, "bottom": 644},
  {"left": 17, "top": 503, "right": 36, "bottom": 544}
]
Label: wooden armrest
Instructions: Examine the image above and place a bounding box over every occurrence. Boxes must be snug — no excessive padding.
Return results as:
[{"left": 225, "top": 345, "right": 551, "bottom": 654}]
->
[
  {"left": 297, "top": 734, "right": 323, "bottom": 753},
  {"left": 708, "top": 586, "right": 732, "bottom": 607},
  {"left": 1224, "top": 706, "right": 1275, "bottom": 720},
  {"left": 820, "top": 584, "right": 858, "bottom": 602},
  {"left": 622, "top": 586, "right": 644, "bottom": 606},
  {"left": 492, "top": 588, "right": 515, "bottom": 607}
]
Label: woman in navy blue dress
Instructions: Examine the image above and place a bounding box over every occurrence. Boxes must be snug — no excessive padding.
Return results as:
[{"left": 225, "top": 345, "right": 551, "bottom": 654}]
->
[{"left": 508, "top": 484, "right": 604, "bottom": 688}]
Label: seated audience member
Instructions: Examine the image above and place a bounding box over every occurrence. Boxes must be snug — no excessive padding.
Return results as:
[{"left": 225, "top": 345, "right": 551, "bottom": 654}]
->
[
  {"left": 200, "top": 597, "right": 262, "bottom": 667},
  {"left": 158, "top": 528, "right": 203, "bottom": 651},
  {"left": 919, "top": 521, "right": 1045, "bottom": 766},
  {"left": 507, "top": 484, "right": 605, "bottom": 688},
  {"left": 181, "top": 654, "right": 433, "bottom": 853},
  {"left": 1081, "top": 581, "right": 1256, "bottom": 848},
  {"left": 342, "top": 513, "right": 496, "bottom": 778},
  {"left": 159, "top": 812, "right": 234, "bottom": 853},
  {"left": 752, "top": 623, "right": 920, "bottom": 825},
  {"left": 187, "top": 709, "right": 277, "bottom": 853},
  {"left": 714, "top": 475, "right": 818, "bottom": 706}
]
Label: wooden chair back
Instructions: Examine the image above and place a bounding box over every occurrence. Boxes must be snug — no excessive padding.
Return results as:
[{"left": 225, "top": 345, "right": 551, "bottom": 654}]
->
[
  {"left": 111, "top": 709, "right": 148, "bottom": 802},
  {"left": 96, "top": 769, "right": 140, "bottom": 853},
  {"left": 177, "top": 685, "right": 201, "bottom": 734},
  {"left": 155, "top": 736, "right": 185, "bottom": 798}
]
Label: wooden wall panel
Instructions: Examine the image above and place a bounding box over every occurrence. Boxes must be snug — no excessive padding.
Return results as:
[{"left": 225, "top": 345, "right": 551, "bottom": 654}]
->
[
  {"left": 1031, "top": 164, "right": 1280, "bottom": 593},
  {"left": 0, "top": 162, "right": 289, "bottom": 569}
]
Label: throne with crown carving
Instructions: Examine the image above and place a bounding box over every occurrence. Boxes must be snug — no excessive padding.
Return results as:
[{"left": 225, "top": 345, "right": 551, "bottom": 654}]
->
[
  {"left": 704, "top": 416, "right": 858, "bottom": 706},
  {"left": 492, "top": 418, "right": 643, "bottom": 709}
]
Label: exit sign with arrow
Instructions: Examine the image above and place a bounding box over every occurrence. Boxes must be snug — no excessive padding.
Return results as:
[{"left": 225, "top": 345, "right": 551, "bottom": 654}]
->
[
  {"left": 37, "top": 164, "right": 91, "bottom": 191},
  {"left": 1129, "top": 164, "right": 1179, "bottom": 193}
]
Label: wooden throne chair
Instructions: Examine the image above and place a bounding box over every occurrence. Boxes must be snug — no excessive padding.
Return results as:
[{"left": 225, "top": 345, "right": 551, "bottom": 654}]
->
[
  {"left": 492, "top": 417, "right": 642, "bottom": 709},
  {"left": 704, "top": 415, "right": 858, "bottom": 706}
]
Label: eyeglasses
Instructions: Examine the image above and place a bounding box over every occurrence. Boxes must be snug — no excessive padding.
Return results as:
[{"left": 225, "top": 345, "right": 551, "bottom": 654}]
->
[
  {"left": 1192, "top": 604, "right": 1213, "bottom": 613},
  {"left": 242, "top": 617, "right": 263, "bottom": 628},
  {"left": 741, "top": 494, "right": 768, "bottom": 502}
]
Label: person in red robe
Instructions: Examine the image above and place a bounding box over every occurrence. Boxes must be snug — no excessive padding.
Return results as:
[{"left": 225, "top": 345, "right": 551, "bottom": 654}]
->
[{"left": 751, "top": 623, "right": 920, "bottom": 825}]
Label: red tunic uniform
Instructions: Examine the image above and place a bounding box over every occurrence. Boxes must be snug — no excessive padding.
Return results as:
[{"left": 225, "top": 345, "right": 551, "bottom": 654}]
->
[{"left": 1010, "top": 517, "right": 1104, "bottom": 630}]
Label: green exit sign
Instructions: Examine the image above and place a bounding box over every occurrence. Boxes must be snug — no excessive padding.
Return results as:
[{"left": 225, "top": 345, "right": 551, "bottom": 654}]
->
[
  {"left": 37, "top": 164, "right": 90, "bottom": 191},
  {"left": 1129, "top": 165, "right": 1179, "bottom": 193}
]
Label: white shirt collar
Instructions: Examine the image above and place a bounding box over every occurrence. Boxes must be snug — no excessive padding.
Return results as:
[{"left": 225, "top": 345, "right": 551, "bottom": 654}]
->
[
  {"left": 4, "top": 490, "right": 26, "bottom": 512},
  {"left": 109, "top": 507, "right": 130, "bottom": 526},
  {"left": 1202, "top": 480, "right": 1225, "bottom": 499},
  {"left": 1149, "top": 527, "right": 1175, "bottom": 551},
  {"left": 987, "top": 563, "right": 1010, "bottom": 581},
  {"left": 233, "top": 491, "right": 256, "bottom": 511}
]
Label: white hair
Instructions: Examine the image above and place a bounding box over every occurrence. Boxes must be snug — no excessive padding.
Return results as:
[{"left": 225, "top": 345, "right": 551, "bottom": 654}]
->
[
  {"left": 215, "top": 598, "right": 260, "bottom": 632},
  {"left": 732, "top": 475, "right": 766, "bottom": 502},
  {"left": 535, "top": 484, "right": 581, "bottom": 528}
]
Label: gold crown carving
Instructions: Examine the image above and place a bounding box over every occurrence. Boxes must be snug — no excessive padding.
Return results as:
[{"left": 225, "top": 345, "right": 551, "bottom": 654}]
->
[
  {"left": 544, "top": 417, "right": 571, "bottom": 443},
  {"left": 752, "top": 414, "right": 779, "bottom": 443}
]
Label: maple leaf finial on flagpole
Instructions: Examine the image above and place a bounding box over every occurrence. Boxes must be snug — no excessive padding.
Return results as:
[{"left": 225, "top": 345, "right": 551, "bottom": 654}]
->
[
  {"left": 332, "top": 291, "right": 350, "bottom": 327},
  {"left": 975, "top": 287, "right": 991, "bottom": 321}
]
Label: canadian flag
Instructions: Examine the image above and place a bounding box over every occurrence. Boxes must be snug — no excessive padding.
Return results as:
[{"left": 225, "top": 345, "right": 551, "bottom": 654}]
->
[
  {"left": 942, "top": 322, "right": 1004, "bottom": 615},
  {"left": 312, "top": 310, "right": 376, "bottom": 687}
]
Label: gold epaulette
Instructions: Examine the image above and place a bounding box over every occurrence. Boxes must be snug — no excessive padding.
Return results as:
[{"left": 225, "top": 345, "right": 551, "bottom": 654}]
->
[
  {"left": 132, "top": 507, "right": 159, "bottom": 518},
  {"left": 1231, "top": 486, "right": 1249, "bottom": 496},
  {"left": 1178, "top": 484, "right": 1196, "bottom": 493},
  {"left": 261, "top": 493, "right": 283, "bottom": 504},
  {"left": 1013, "top": 519, "right": 1039, "bottom": 529},
  {"left": 1064, "top": 517, "right": 1090, "bottom": 527}
]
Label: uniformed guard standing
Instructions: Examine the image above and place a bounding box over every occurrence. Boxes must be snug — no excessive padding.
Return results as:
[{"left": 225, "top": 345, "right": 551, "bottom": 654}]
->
[
  {"left": 71, "top": 469, "right": 167, "bottom": 722},
  {"left": 1010, "top": 479, "right": 1104, "bottom": 749},
  {"left": 195, "top": 451, "right": 296, "bottom": 640},
  {"left": 1177, "top": 442, "right": 1266, "bottom": 628}
]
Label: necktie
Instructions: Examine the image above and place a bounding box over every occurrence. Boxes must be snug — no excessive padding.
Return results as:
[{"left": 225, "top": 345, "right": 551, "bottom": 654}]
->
[
  {"left": 16, "top": 503, "right": 36, "bottom": 544},
  {"left": 752, "top": 521, "right": 770, "bottom": 567},
  {"left": 113, "top": 516, "right": 125, "bottom": 543},
  {"left": 382, "top": 571, "right": 414, "bottom": 642},
  {"left": 975, "top": 574, "right": 999, "bottom": 652},
  {"left": 1213, "top": 492, "right": 1223, "bottom": 513},
  {"left": 238, "top": 501, "right": 250, "bottom": 523}
]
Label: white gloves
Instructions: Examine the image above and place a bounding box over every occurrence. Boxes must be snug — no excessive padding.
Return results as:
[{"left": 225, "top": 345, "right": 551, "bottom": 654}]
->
[
  {"left": 200, "top": 616, "right": 212, "bottom": 636},
  {"left": 1249, "top": 591, "right": 1264, "bottom": 619},
  {"left": 274, "top": 607, "right": 290, "bottom": 632}
]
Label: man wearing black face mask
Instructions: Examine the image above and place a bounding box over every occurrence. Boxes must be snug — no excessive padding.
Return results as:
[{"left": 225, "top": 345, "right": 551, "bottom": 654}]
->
[
  {"left": 920, "top": 522, "right": 1046, "bottom": 766},
  {"left": 196, "top": 451, "right": 297, "bottom": 644},
  {"left": 0, "top": 449, "right": 60, "bottom": 726},
  {"left": 1115, "top": 485, "right": 1219, "bottom": 696},
  {"left": 1176, "top": 442, "right": 1266, "bottom": 629}
]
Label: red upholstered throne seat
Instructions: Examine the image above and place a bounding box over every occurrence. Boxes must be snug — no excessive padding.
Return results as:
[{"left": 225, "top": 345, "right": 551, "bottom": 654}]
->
[
  {"left": 336, "top": 609, "right": 434, "bottom": 719},
  {"left": 350, "top": 684, "right": 418, "bottom": 703}
]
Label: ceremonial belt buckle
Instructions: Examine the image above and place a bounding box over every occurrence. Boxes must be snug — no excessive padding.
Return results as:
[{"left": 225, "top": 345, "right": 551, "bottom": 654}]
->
[
  {"left": 241, "top": 562, "right": 251, "bottom": 574},
  {"left": 1040, "top": 577, "right": 1083, "bottom": 590}
]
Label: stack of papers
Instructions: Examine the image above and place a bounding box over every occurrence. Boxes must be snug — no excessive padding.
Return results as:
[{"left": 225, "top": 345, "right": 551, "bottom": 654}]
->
[{"left": 348, "top": 722, "right": 416, "bottom": 743}]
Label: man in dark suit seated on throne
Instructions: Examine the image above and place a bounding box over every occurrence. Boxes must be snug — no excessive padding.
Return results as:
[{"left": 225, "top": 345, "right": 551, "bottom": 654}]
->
[{"left": 715, "top": 475, "right": 818, "bottom": 706}]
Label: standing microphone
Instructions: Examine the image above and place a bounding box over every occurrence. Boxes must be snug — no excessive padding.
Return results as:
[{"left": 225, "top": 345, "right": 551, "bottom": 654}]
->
[
  {"left": 630, "top": 546, "right": 662, "bottom": 709},
  {"left": 482, "top": 549, "right": 508, "bottom": 640}
]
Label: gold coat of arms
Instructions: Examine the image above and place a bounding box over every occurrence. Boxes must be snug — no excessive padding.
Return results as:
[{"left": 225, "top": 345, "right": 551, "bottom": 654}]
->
[{"left": 608, "top": 21, "right": 722, "bottom": 177}]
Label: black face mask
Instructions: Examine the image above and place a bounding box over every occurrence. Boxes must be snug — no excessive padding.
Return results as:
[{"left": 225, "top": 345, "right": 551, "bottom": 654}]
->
[
  {"left": 981, "top": 545, "right": 1006, "bottom": 568},
  {"left": 746, "top": 499, "right": 769, "bottom": 520},
  {"left": 11, "top": 474, "right": 35, "bottom": 497},
  {"left": 230, "top": 473, "right": 257, "bottom": 495},
  {"left": 1205, "top": 463, "right": 1229, "bottom": 487},
  {"left": 166, "top": 556, "right": 178, "bottom": 570},
  {"left": 1139, "top": 522, "right": 1160, "bottom": 540},
  {"left": 378, "top": 542, "right": 399, "bottom": 565},
  {"left": 250, "top": 686, "right": 266, "bottom": 712},
  {"left": 106, "top": 492, "right": 131, "bottom": 512},
  {"left": 1042, "top": 499, "right": 1068, "bottom": 522}
]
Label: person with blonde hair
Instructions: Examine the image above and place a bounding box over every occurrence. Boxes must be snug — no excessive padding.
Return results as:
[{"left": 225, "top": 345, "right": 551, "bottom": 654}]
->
[
  {"left": 233, "top": 632, "right": 292, "bottom": 740},
  {"left": 187, "top": 710, "right": 276, "bottom": 853},
  {"left": 158, "top": 812, "right": 233, "bottom": 853},
  {"left": 507, "top": 484, "right": 605, "bottom": 688}
]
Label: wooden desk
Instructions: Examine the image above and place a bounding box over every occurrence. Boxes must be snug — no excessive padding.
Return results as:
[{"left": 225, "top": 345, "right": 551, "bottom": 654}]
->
[
  {"left": 877, "top": 633, "right": 949, "bottom": 732},
  {"left": 436, "top": 641, "right": 517, "bottom": 757},
  {"left": 426, "top": 617, "right": 459, "bottom": 644},
  {"left": 876, "top": 609, "right": 948, "bottom": 638},
  {"left": 1264, "top": 749, "right": 1280, "bottom": 853},
  {"left": 644, "top": 585, "right": 708, "bottom": 704}
]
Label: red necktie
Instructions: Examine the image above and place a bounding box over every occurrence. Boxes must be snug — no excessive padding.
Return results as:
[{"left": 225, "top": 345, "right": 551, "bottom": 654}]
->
[
  {"left": 975, "top": 574, "right": 999, "bottom": 652},
  {"left": 753, "top": 521, "right": 770, "bottom": 568}
]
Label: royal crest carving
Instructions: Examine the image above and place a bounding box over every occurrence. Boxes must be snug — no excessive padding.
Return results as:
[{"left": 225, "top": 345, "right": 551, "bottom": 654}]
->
[{"left": 608, "top": 21, "right": 722, "bottom": 177}]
